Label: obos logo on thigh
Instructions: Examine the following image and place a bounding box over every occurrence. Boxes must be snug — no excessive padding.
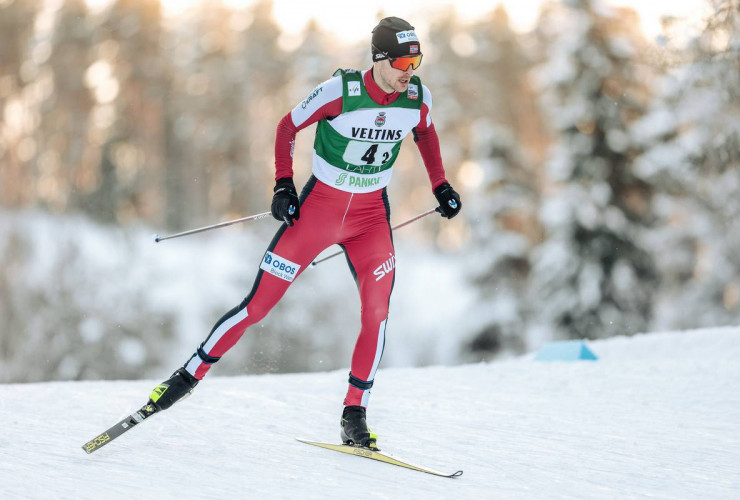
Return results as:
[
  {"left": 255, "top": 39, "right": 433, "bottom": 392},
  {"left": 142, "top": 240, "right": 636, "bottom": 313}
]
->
[{"left": 260, "top": 251, "right": 301, "bottom": 282}]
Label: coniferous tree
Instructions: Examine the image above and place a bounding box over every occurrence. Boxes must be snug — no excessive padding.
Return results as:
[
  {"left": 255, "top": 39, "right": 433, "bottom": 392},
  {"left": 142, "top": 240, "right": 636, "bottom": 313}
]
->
[
  {"left": 6, "top": 0, "right": 94, "bottom": 213},
  {"left": 236, "top": 0, "right": 291, "bottom": 207},
  {"left": 162, "top": 1, "right": 247, "bottom": 230},
  {"left": 0, "top": 0, "right": 40, "bottom": 106},
  {"left": 91, "top": 0, "right": 169, "bottom": 224},
  {"left": 280, "top": 19, "right": 337, "bottom": 187},
  {"left": 632, "top": 0, "right": 740, "bottom": 328},
  {"left": 528, "top": 0, "right": 658, "bottom": 341},
  {"left": 458, "top": 8, "right": 542, "bottom": 359},
  {"left": 47, "top": 0, "right": 95, "bottom": 213},
  {"left": 0, "top": 0, "right": 42, "bottom": 207}
]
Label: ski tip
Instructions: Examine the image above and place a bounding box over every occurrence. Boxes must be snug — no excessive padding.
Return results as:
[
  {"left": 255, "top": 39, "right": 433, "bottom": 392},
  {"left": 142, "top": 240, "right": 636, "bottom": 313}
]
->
[
  {"left": 296, "top": 437, "right": 326, "bottom": 448},
  {"left": 297, "top": 437, "right": 463, "bottom": 478}
]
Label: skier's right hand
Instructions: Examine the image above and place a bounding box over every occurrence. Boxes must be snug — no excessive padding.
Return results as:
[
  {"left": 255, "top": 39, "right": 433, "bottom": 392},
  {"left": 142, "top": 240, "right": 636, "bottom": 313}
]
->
[{"left": 271, "top": 177, "right": 301, "bottom": 226}]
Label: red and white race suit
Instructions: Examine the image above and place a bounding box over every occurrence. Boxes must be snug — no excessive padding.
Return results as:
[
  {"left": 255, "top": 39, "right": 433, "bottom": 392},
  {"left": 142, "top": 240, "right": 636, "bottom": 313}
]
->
[{"left": 183, "top": 68, "right": 448, "bottom": 408}]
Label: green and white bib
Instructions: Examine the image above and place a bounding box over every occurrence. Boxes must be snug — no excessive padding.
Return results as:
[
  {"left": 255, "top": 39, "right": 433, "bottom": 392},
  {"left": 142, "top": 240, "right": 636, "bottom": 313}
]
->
[{"left": 310, "top": 69, "right": 424, "bottom": 193}]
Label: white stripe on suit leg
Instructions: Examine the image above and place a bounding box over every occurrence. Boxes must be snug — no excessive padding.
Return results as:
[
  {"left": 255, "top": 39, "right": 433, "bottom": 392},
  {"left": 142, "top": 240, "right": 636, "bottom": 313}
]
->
[
  {"left": 203, "top": 306, "right": 249, "bottom": 354},
  {"left": 361, "top": 318, "right": 387, "bottom": 407},
  {"left": 369, "top": 318, "right": 387, "bottom": 378},
  {"left": 184, "top": 355, "right": 201, "bottom": 376}
]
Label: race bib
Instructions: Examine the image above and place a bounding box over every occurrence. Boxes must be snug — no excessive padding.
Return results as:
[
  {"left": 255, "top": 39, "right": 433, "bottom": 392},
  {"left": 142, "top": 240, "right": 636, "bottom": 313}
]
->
[{"left": 342, "top": 141, "right": 395, "bottom": 167}]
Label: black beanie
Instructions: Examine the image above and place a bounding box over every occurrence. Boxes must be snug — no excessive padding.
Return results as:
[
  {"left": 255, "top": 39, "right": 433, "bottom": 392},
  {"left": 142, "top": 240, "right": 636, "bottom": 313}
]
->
[{"left": 371, "top": 17, "right": 422, "bottom": 60}]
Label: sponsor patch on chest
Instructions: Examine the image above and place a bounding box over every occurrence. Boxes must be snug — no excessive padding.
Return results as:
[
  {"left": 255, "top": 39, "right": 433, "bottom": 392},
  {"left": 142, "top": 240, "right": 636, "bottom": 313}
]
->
[
  {"left": 407, "top": 83, "right": 418, "bottom": 100},
  {"left": 260, "top": 251, "right": 301, "bottom": 282},
  {"left": 347, "top": 81, "right": 361, "bottom": 97}
]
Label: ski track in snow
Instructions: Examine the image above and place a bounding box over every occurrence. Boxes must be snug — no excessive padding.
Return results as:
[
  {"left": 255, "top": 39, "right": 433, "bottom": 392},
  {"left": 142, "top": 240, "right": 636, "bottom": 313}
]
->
[{"left": 1, "top": 328, "right": 739, "bottom": 499}]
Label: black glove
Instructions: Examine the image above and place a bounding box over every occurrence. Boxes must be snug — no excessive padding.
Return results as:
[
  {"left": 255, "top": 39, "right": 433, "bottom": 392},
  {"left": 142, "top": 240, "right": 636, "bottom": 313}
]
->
[
  {"left": 271, "top": 177, "right": 300, "bottom": 226},
  {"left": 433, "top": 182, "right": 462, "bottom": 219}
]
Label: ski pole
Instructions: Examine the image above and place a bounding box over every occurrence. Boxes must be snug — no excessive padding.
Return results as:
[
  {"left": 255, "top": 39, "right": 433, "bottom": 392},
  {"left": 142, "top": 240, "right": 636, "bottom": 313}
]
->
[
  {"left": 153, "top": 211, "right": 272, "bottom": 243},
  {"left": 310, "top": 207, "right": 438, "bottom": 267}
]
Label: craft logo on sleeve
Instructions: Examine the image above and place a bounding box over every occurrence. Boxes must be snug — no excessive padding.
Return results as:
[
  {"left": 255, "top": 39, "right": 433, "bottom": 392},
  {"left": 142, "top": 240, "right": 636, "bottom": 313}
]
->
[
  {"left": 301, "top": 86, "right": 323, "bottom": 109},
  {"left": 261, "top": 251, "right": 301, "bottom": 282}
]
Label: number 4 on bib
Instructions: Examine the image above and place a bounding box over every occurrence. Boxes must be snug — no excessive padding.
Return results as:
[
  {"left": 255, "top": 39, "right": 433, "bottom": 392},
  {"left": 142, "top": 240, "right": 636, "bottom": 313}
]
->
[
  {"left": 361, "top": 144, "right": 378, "bottom": 163},
  {"left": 344, "top": 141, "right": 394, "bottom": 166}
]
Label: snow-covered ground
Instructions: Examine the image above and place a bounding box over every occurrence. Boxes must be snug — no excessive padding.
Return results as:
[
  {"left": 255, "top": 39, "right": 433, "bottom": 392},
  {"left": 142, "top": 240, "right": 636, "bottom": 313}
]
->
[{"left": 0, "top": 327, "right": 738, "bottom": 499}]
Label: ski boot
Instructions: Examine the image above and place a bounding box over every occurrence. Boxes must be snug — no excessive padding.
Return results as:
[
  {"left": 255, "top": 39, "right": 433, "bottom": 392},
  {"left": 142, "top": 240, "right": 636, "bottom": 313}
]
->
[
  {"left": 148, "top": 367, "right": 199, "bottom": 411},
  {"left": 340, "top": 405, "right": 379, "bottom": 450}
]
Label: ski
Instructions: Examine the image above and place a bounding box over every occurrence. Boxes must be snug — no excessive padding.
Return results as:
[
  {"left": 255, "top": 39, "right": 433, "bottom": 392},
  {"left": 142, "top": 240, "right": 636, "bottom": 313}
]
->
[
  {"left": 296, "top": 438, "right": 463, "bottom": 478},
  {"left": 82, "top": 402, "right": 159, "bottom": 454}
]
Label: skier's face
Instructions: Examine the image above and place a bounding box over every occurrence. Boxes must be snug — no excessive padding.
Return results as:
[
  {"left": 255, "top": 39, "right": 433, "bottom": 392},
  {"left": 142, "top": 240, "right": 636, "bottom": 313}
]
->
[{"left": 376, "top": 60, "right": 414, "bottom": 93}]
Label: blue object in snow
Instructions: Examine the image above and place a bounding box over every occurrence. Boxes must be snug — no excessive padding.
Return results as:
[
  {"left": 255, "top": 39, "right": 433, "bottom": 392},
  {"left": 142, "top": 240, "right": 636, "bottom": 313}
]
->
[{"left": 534, "top": 340, "right": 598, "bottom": 361}]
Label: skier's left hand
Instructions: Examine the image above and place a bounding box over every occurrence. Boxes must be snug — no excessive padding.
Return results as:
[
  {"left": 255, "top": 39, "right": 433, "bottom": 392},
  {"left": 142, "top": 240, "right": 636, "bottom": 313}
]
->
[{"left": 433, "top": 182, "right": 462, "bottom": 219}]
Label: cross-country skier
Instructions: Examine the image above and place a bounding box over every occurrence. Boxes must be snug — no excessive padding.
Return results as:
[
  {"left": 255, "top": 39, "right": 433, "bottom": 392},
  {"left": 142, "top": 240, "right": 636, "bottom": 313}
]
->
[{"left": 146, "top": 16, "right": 461, "bottom": 450}]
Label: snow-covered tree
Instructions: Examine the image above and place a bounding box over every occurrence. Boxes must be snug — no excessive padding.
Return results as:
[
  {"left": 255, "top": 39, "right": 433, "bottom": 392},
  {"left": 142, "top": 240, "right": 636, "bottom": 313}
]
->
[
  {"left": 453, "top": 8, "right": 543, "bottom": 360},
  {"left": 632, "top": 0, "right": 740, "bottom": 329},
  {"left": 79, "top": 0, "right": 167, "bottom": 224},
  {"left": 0, "top": 212, "right": 177, "bottom": 382},
  {"left": 528, "top": 0, "right": 658, "bottom": 341}
]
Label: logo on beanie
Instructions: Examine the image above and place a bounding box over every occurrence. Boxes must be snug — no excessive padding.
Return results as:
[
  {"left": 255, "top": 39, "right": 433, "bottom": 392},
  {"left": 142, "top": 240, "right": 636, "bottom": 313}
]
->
[
  {"left": 375, "top": 112, "right": 386, "bottom": 127},
  {"left": 410, "top": 45, "right": 419, "bottom": 54},
  {"left": 396, "top": 30, "right": 419, "bottom": 43}
]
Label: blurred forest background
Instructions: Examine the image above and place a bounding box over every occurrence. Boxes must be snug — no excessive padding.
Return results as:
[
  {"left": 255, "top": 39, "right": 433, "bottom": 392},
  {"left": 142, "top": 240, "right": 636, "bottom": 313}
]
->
[{"left": 1, "top": 0, "right": 739, "bottom": 383}]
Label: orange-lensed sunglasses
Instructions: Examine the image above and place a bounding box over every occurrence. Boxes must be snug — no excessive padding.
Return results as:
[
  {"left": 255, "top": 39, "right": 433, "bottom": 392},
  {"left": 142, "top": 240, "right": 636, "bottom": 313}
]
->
[
  {"left": 373, "top": 44, "right": 423, "bottom": 71},
  {"left": 389, "top": 54, "right": 423, "bottom": 71}
]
